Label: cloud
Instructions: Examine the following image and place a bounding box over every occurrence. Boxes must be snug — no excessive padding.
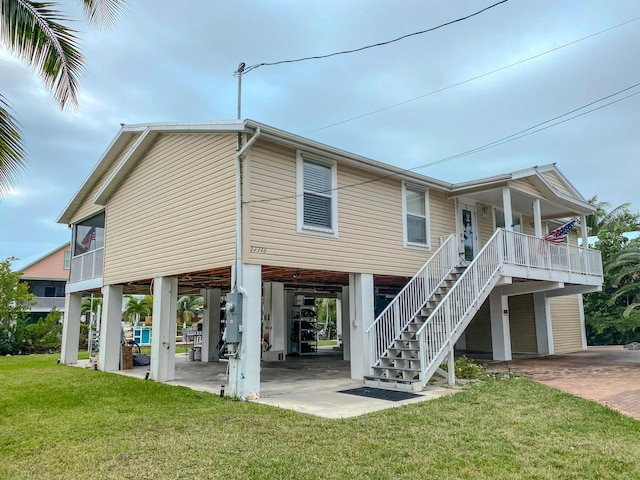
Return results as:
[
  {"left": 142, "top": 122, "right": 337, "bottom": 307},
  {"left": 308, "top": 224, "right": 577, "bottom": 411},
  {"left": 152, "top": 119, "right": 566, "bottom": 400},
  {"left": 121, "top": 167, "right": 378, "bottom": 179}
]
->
[{"left": 1, "top": 0, "right": 639, "bottom": 261}]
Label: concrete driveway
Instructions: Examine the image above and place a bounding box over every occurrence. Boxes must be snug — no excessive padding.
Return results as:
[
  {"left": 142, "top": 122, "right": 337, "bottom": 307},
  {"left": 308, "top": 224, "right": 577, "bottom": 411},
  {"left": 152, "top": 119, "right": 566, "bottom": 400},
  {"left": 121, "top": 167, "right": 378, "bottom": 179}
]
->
[{"left": 487, "top": 345, "right": 640, "bottom": 420}]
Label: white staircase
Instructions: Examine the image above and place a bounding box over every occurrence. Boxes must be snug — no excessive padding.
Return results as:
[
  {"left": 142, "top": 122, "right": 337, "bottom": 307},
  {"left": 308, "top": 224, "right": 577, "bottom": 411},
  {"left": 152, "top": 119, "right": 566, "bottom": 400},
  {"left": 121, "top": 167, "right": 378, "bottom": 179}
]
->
[{"left": 364, "top": 228, "right": 603, "bottom": 392}]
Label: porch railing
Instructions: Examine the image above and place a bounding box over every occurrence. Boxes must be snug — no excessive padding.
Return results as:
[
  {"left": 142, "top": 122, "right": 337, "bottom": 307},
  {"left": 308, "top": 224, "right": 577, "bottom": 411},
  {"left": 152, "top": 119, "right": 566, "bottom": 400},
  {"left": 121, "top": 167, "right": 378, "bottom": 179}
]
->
[
  {"left": 506, "top": 231, "right": 603, "bottom": 276},
  {"left": 365, "top": 234, "right": 458, "bottom": 365},
  {"left": 415, "top": 228, "right": 603, "bottom": 386},
  {"left": 69, "top": 248, "right": 104, "bottom": 283},
  {"left": 31, "top": 297, "right": 66, "bottom": 311}
]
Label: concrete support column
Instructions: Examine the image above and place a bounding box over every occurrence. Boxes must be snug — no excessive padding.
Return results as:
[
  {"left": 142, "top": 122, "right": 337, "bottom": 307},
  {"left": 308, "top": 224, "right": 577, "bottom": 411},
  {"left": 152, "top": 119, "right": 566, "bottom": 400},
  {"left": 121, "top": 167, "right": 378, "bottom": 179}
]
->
[
  {"left": 228, "top": 264, "right": 262, "bottom": 399},
  {"left": 490, "top": 289, "right": 512, "bottom": 361},
  {"left": 60, "top": 292, "right": 83, "bottom": 365},
  {"left": 340, "top": 287, "right": 351, "bottom": 361},
  {"left": 201, "top": 288, "right": 221, "bottom": 362},
  {"left": 502, "top": 187, "right": 513, "bottom": 231},
  {"left": 150, "top": 276, "right": 177, "bottom": 381},
  {"left": 263, "top": 282, "right": 285, "bottom": 353},
  {"left": 533, "top": 292, "right": 553, "bottom": 355},
  {"left": 348, "top": 273, "right": 374, "bottom": 380},
  {"left": 336, "top": 297, "right": 343, "bottom": 347},
  {"left": 532, "top": 198, "right": 543, "bottom": 237},
  {"left": 578, "top": 294, "right": 588, "bottom": 350},
  {"left": 98, "top": 284, "right": 123, "bottom": 371}
]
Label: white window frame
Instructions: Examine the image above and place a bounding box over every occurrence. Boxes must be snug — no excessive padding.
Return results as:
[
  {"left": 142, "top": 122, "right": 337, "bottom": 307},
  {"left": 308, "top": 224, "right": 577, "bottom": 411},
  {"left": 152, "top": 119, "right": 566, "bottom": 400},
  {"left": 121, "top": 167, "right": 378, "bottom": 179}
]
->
[
  {"left": 63, "top": 250, "right": 71, "bottom": 270},
  {"left": 402, "top": 182, "right": 431, "bottom": 250},
  {"left": 296, "top": 151, "right": 338, "bottom": 238},
  {"left": 493, "top": 207, "right": 523, "bottom": 232}
]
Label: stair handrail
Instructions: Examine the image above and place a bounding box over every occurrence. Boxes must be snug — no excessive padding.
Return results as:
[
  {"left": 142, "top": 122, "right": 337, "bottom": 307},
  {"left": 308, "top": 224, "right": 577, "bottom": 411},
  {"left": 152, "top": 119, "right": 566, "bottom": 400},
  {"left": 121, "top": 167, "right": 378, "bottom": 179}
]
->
[
  {"left": 416, "top": 228, "right": 506, "bottom": 384},
  {"left": 366, "top": 234, "right": 458, "bottom": 365}
]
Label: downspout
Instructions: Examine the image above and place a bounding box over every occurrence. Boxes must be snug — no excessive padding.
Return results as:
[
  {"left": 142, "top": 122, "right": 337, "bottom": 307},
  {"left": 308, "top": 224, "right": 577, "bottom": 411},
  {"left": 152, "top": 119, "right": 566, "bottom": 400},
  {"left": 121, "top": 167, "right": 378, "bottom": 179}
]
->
[{"left": 234, "top": 126, "right": 261, "bottom": 295}]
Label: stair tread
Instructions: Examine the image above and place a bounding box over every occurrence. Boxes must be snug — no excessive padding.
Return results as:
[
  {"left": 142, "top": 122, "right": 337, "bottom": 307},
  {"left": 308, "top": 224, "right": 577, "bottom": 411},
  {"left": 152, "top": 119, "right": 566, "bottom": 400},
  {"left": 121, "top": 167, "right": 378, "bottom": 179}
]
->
[{"left": 364, "top": 375, "right": 420, "bottom": 383}]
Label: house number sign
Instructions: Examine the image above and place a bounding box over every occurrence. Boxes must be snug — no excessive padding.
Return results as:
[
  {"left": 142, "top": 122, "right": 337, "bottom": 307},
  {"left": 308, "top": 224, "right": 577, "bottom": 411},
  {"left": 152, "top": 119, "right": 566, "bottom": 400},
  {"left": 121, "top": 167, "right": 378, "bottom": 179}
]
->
[{"left": 250, "top": 246, "right": 267, "bottom": 254}]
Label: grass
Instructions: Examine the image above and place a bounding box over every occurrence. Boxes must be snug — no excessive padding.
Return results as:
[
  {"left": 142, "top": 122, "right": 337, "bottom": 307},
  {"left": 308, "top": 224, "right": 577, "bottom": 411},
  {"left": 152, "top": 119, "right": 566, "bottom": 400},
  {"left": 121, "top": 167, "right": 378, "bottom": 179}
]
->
[{"left": 2, "top": 355, "right": 640, "bottom": 479}]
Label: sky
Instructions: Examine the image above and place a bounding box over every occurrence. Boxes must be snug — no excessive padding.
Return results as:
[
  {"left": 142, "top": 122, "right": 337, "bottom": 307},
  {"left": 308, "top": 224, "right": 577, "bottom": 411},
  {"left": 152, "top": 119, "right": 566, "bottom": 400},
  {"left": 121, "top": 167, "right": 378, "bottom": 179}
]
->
[{"left": 1, "top": 0, "right": 639, "bottom": 265}]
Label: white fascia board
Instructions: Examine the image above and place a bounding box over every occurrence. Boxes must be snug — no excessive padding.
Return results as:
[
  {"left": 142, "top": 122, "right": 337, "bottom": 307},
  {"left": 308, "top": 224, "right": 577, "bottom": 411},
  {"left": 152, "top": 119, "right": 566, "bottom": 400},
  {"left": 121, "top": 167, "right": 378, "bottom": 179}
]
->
[
  {"left": 93, "top": 128, "right": 157, "bottom": 205},
  {"left": 528, "top": 174, "right": 594, "bottom": 214},
  {"left": 57, "top": 127, "right": 133, "bottom": 225},
  {"left": 244, "top": 119, "right": 452, "bottom": 191},
  {"left": 122, "top": 120, "right": 245, "bottom": 134}
]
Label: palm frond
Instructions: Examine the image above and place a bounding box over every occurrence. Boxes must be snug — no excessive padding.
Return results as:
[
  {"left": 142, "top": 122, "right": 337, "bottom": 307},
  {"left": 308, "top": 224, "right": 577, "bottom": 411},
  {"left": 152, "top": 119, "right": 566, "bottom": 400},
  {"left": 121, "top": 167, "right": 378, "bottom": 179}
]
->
[
  {"left": 79, "top": 0, "right": 126, "bottom": 29},
  {"left": 0, "top": 95, "right": 26, "bottom": 198},
  {"left": 1, "top": 0, "right": 85, "bottom": 110}
]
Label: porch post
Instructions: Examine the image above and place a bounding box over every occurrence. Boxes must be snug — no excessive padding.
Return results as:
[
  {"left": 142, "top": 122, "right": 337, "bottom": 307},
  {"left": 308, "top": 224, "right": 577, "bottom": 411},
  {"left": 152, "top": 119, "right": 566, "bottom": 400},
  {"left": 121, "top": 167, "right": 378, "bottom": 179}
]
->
[
  {"left": 502, "top": 187, "right": 514, "bottom": 231},
  {"left": 228, "top": 264, "right": 262, "bottom": 399},
  {"left": 348, "top": 273, "right": 374, "bottom": 380},
  {"left": 340, "top": 287, "right": 351, "bottom": 361},
  {"left": 532, "top": 198, "right": 543, "bottom": 237},
  {"left": 98, "top": 284, "right": 123, "bottom": 371},
  {"left": 201, "top": 288, "right": 221, "bottom": 362},
  {"left": 533, "top": 292, "right": 554, "bottom": 355},
  {"left": 150, "top": 276, "right": 177, "bottom": 381},
  {"left": 490, "top": 289, "right": 512, "bottom": 361},
  {"left": 60, "top": 292, "right": 82, "bottom": 365},
  {"left": 580, "top": 214, "right": 589, "bottom": 248}
]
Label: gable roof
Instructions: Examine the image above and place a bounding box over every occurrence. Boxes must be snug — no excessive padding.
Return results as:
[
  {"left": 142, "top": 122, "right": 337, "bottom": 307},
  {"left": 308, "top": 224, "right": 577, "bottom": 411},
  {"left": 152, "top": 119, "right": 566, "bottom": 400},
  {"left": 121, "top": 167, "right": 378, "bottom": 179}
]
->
[
  {"left": 17, "top": 243, "right": 70, "bottom": 280},
  {"left": 449, "top": 163, "right": 594, "bottom": 216},
  {"left": 57, "top": 119, "right": 452, "bottom": 224},
  {"left": 57, "top": 119, "right": 594, "bottom": 225}
]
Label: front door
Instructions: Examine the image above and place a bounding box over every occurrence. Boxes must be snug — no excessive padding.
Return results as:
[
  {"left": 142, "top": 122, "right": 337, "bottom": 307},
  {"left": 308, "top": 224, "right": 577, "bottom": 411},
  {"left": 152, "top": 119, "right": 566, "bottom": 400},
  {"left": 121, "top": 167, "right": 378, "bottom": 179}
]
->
[{"left": 459, "top": 204, "right": 477, "bottom": 262}]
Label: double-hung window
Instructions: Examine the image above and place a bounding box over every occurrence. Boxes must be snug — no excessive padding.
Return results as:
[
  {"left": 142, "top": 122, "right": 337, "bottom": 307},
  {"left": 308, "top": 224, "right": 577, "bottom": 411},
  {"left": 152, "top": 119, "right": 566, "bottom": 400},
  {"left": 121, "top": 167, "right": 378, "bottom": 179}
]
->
[
  {"left": 297, "top": 153, "right": 338, "bottom": 236},
  {"left": 403, "top": 183, "right": 430, "bottom": 248}
]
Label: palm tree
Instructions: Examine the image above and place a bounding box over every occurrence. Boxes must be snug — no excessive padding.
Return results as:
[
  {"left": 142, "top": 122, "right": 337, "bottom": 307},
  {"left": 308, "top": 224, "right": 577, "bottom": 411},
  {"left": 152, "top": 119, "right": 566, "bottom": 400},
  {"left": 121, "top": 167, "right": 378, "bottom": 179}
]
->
[
  {"left": 586, "top": 195, "right": 640, "bottom": 236},
  {"left": 176, "top": 296, "right": 204, "bottom": 324},
  {"left": 81, "top": 296, "right": 102, "bottom": 315},
  {"left": 122, "top": 295, "right": 153, "bottom": 323},
  {"left": 0, "top": 0, "right": 125, "bottom": 197},
  {"left": 605, "top": 241, "right": 640, "bottom": 317}
]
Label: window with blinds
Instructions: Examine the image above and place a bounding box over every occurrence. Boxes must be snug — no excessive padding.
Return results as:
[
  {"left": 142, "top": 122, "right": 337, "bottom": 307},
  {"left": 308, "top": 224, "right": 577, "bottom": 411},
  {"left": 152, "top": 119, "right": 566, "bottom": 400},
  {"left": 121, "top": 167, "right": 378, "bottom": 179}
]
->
[
  {"left": 303, "top": 161, "right": 332, "bottom": 229},
  {"left": 297, "top": 154, "right": 337, "bottom": 236}
]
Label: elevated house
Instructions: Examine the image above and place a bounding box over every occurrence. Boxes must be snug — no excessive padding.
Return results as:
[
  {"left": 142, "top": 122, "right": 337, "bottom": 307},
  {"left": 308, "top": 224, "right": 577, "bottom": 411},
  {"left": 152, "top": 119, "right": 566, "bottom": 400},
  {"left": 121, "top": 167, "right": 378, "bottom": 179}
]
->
[
  {"left": 19, "top": 243, "right": 71, "bottom": 323},
  {"left": 58, "top": 120, "right": 602, "bottom": 398}
]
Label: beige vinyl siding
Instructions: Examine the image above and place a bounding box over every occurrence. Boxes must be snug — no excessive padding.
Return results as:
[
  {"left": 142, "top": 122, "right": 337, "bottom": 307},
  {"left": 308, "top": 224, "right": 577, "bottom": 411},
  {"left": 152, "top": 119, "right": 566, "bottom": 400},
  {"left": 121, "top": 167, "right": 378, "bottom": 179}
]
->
[
  {"left": 508, "top": 294, "right": 537, "bottom": 353},
  {"left": 244, "top": 140, "right": 456, "bottom": 276},
  {"left": 103, "top": 133, "right": 236, "bottom": 284},
  {"left": 542, "top": 171, "right": 574, "bottom": 196},
  {"left": 69, "top": 134, "right": 141, "bottom": 224},
  {"left": 464, "top": 300, "right": 492, "bottom": 352},
  {"left": 510, "top": 178, "right": 543, "bottom": 198},
  {"left": 478, "top": 205, "right": 494, "bottom": 249},
  {"left": 550, "top": 295, "right": 584, "bottom": 353}
]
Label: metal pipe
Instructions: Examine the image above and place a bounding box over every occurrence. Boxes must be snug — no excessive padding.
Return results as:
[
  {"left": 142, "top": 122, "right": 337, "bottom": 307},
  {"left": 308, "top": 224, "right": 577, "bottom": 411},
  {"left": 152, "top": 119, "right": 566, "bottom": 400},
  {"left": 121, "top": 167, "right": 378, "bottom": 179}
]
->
[{"left": 233, "top": 127, "right": 261, "bottom": 294}]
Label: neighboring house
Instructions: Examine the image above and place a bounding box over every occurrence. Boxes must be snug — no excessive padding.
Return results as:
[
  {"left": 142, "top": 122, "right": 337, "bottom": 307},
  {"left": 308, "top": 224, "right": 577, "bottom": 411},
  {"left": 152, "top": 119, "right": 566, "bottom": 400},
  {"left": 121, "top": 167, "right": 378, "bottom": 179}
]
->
[
  {"left": 18, "top": 243, "right": 71, "bottom": 323},
  {"left": 57, "top": 120, "right": 603, "bottom": 398}
]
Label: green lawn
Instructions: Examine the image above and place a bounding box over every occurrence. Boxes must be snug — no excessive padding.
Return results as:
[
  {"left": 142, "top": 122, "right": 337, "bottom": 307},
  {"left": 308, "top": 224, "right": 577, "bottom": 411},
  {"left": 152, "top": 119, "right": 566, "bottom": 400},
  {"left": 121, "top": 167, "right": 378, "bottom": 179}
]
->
[{"left": 1, "top": 355, "right": 640, "bottom": 479}]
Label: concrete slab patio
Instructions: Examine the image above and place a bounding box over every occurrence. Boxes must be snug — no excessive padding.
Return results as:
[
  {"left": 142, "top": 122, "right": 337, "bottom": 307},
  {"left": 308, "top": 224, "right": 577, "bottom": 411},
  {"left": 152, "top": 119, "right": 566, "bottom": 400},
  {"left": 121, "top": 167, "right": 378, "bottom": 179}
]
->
[
  {"left": 112, "top": 347, "right": 457, "bottom": 418},
  {"left": 487, "top": 345, "right": 640, "bottom": 421}
]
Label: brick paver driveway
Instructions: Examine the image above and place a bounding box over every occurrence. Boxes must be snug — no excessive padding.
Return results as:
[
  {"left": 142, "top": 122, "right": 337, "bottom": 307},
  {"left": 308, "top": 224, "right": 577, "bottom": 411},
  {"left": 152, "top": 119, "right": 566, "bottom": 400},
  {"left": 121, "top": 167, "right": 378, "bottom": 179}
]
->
[{"left": 487, "top": 345, "right": 640, "bottom": 420}]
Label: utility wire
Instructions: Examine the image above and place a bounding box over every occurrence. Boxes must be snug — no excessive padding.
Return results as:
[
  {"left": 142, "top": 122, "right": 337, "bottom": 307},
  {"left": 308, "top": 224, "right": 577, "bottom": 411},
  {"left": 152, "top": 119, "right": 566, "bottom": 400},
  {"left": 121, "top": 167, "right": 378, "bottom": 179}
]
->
[
  {"left": 244, "top": 82, "right": 640, "bottom": 205},
  {"left": 304, "top": 16, "right": 640, "bottom": 134},
  {"left": 241, "top": 0, "right": 509, "bottom": 74}
]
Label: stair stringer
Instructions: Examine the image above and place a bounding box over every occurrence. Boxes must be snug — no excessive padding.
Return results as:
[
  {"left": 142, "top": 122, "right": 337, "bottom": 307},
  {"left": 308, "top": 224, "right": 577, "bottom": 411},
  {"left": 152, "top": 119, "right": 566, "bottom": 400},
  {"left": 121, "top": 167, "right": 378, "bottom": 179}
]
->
[{"left": 416, "top": 268, "right": 504, "bottom": 389}]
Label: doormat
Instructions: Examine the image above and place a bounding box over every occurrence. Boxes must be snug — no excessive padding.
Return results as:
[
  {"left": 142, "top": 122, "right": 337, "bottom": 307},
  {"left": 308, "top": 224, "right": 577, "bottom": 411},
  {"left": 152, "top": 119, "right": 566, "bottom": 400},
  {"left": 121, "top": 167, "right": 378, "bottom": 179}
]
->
[{"left": 338, "top": 387, "right": 421, "bottom": 402}]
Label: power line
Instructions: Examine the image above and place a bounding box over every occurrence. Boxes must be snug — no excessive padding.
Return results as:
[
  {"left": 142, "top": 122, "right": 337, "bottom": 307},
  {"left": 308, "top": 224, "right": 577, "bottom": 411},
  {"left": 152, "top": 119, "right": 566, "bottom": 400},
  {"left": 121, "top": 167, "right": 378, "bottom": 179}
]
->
[
  {"left": 241, "top": 1, "right": 509, "bottom": 74},
  {"left": 303, "top": 16, "right": 640, "bottom": 134},
  {"left": 244, "top": 82, "right": 640, "bottom": 205}
]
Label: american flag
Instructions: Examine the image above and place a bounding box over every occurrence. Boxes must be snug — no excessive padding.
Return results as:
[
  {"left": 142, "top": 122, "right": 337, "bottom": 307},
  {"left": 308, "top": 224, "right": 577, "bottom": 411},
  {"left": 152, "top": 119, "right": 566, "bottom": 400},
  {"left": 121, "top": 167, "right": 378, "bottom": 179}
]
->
[
  {"left": 81, "top": 227, "right": 96, "bottom": 250},
  {"left": 544, "top": 218, "right": 577, "bottom": 244}
]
